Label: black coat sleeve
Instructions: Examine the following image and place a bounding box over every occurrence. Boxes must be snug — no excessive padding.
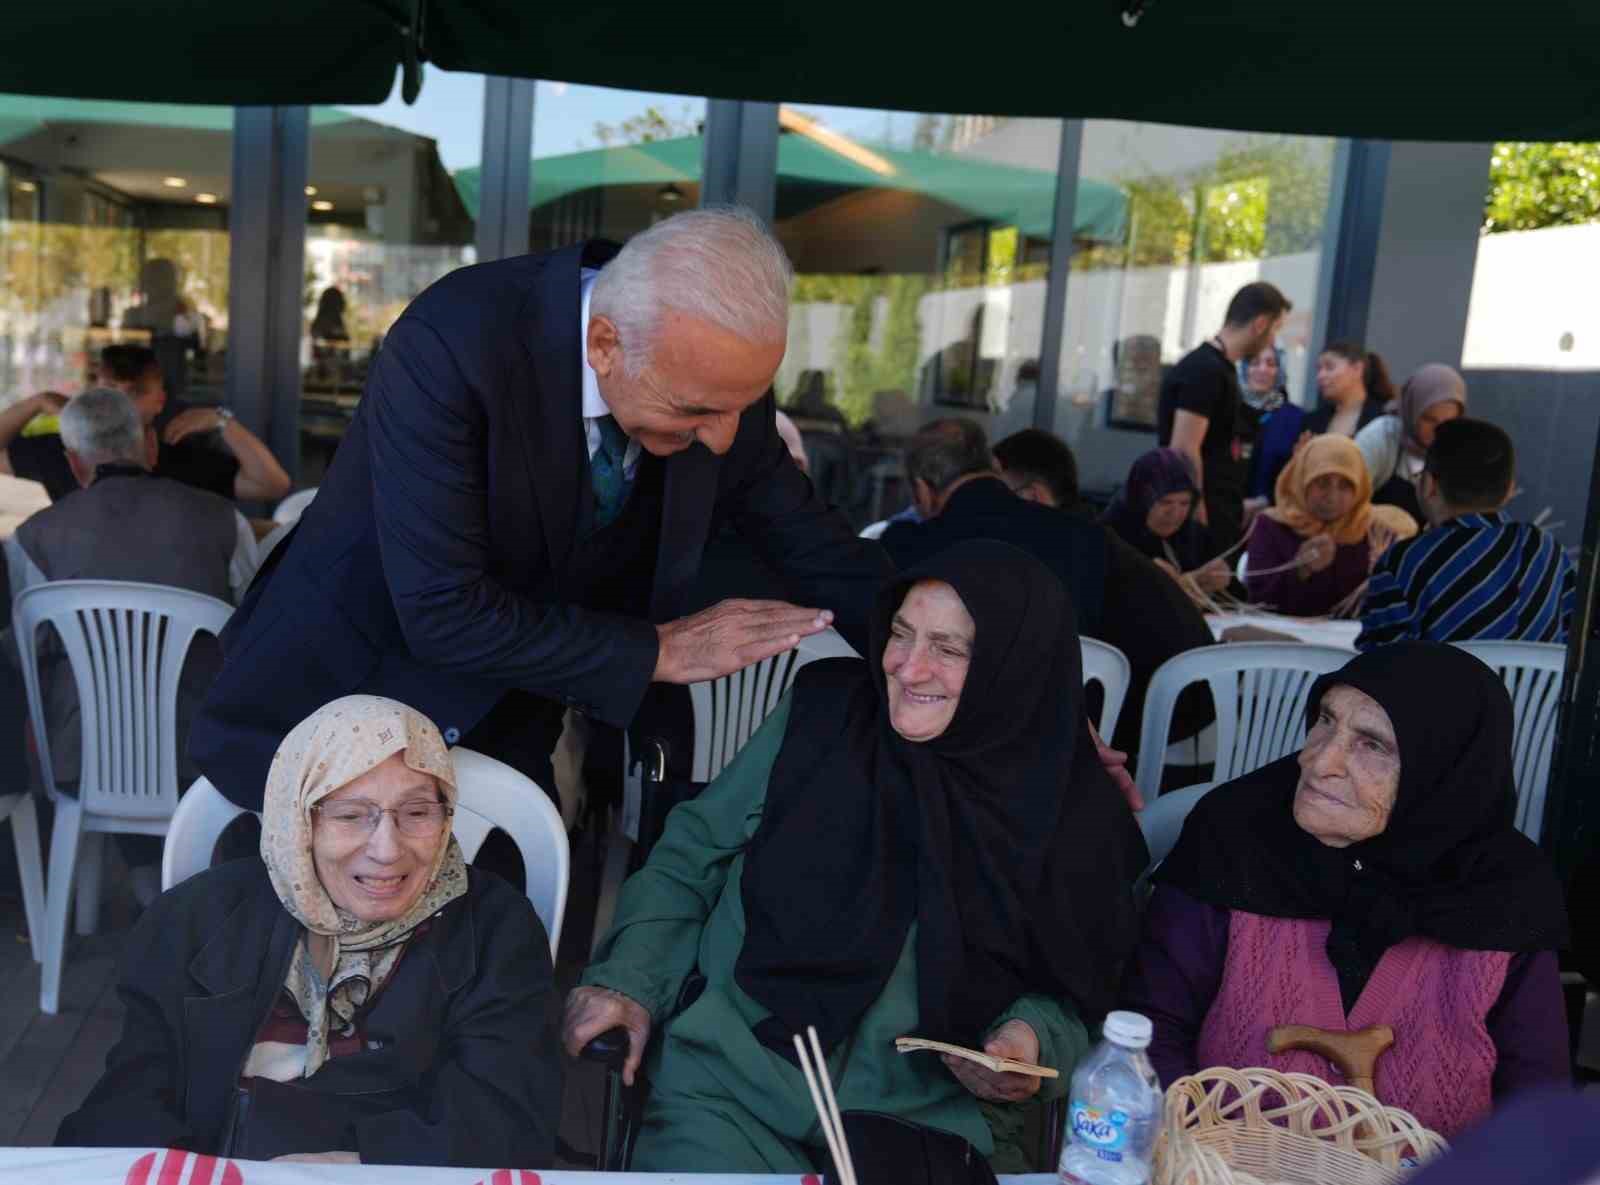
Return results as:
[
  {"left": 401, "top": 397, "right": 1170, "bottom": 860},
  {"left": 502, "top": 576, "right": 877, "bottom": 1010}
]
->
[
  {"left": 54, "top": 890, "right": 203, "bottom": 1149},
  {"left": 366, "top": 314, "right": 659, "bottom": 728},
  {"left": 721, "top": 393, "right": 894, "bottom": 656},
  {"left": 1097, "top": 531, "right": 1216, "bottom": 753},
  {"left": 354, "top": 883, "right": 562, "bottom": 1168}
]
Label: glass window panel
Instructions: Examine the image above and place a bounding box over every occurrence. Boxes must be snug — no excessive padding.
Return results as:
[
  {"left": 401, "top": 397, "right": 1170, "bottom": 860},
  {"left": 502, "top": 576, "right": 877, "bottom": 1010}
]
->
[
  {"left": 0, "top": 94, "right": 233, "bottom": 407},
  {"left": 299, "top": 69, "right": 487, "bottom": 483},
  {"left": 1055, "top": 121, "right": 1338, "bottom": 507},
  {"left": 529, "top": 82, "right": 707, "bottom": 251},
  {"left": 774, "top": 108, "right": 1064, "bottom": 526}
]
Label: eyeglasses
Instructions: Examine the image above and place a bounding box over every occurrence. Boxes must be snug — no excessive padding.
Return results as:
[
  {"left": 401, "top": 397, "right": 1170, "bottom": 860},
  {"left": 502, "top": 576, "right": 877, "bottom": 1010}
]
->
[{"left": 311, "top": 799, "right": 453, "bottom": 837}]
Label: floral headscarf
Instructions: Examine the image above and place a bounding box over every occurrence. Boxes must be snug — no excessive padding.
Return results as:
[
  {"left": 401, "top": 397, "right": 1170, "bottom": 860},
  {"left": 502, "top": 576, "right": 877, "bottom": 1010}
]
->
[
  {"left": 1266, "top": 434, "right": 1416, "bottom": 545},
  {"left": 256, "top": 696, "right": 467, "bottom": 1078}
]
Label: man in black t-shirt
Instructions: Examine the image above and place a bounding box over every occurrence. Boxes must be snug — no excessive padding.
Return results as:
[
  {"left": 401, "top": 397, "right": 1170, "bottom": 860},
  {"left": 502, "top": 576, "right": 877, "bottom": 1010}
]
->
[{"left": 1157, "top": 281, "right": 1291, "bottom": 552}]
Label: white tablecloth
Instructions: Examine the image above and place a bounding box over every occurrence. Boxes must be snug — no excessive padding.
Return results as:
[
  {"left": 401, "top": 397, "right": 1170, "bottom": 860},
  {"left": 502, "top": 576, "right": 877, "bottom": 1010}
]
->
[
  {"left": 1206, "top": 611, "right": 1360, "bottom": 651},
  {"left": 0, "top": 1148, "right": 1055, "bottom": 1185}
]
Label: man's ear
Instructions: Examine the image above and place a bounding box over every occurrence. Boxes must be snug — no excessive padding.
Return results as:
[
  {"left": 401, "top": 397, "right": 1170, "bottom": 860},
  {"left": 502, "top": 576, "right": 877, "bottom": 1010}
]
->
[
  {"left": 911, "top": 477, "right": 938, "bottom": 518},
  {"left": 587, "top": 314, "right": 621, "bottom": 379}
]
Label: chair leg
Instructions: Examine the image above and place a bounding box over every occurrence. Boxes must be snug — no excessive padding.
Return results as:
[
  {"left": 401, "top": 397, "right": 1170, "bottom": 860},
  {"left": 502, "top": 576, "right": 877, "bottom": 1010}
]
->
[
  {"left": 40, "top": 799, "right": 84, "bottom": 1015},
  {"left": 590, "top": 817, "right": 632, "bottom": 958},
  {"left": 9, "top": 797, "right": 47, "bottom": 964},
  {"left": 74, "top": 831, "right": 105, "bottom": 937}
]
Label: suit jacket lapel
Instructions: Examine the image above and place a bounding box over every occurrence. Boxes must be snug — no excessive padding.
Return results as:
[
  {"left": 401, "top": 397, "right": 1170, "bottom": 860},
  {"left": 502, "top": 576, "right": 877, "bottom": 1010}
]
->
[{"left": 509, "top": 241, "right": 623, "bottom": 587}]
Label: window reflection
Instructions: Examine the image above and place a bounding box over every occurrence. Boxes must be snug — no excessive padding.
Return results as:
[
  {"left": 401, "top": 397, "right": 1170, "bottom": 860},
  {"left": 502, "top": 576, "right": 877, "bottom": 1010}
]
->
[
  {"left": 0, "top": 95, "right": 233, "bottom": 404},
  {"left": 1058, "top": 122, "right": 1337, "bottom": 504},
  {"left": 775, "top": 109, "right": 1094, "bottom": 527}
]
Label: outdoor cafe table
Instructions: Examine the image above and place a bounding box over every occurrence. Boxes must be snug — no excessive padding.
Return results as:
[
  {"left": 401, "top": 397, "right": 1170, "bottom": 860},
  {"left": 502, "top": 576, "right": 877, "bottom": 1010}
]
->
[
  {"left": 0, "top": 1149, "right": 1057, "bottom": 1185},
  {"left": 1206, "top": 610, "right": 1360, "bottom": 651}
]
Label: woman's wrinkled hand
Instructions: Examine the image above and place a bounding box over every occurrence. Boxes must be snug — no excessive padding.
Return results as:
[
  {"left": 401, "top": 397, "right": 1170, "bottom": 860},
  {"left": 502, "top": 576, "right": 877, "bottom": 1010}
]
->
[
  {"left": 1088, "top": 722, "right": 1141, "bottom": 812},
  {"left": 1297, "top": 534, "right": 1335, "bottom": 575},
  {"left": 562, "top": 985, "right": 653, "bottom": 1086},
  {"left": 1190, "top": 557, "right": 1232, "bottom": 593},
  {"left": 943, "top": 1019, "right": 1043, "bottom": 1103}
]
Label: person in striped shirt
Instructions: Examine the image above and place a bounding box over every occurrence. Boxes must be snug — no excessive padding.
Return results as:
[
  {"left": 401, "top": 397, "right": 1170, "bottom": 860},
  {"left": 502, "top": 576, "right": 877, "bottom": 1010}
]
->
[{"left": 1358, "top": 418, "right": 1575, "bottom": 650}]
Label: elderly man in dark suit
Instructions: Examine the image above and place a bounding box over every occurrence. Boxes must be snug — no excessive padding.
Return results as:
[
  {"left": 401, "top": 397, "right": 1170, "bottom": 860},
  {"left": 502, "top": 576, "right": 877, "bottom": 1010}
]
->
[{"left": 192, "top": 207, "right": 892, "bottom": 809}]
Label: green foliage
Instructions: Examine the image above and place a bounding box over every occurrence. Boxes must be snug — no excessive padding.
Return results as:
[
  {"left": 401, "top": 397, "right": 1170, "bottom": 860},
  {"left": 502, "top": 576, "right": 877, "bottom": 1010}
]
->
[
  {"left": 791, "top": 273, "right": 929, "bottom": 427},
  {"left": 590, "top": 104, "right": 699, "bottom": 148},
  {"left": 1484, "top": 142, "right": 1600, "bottom": 233}
]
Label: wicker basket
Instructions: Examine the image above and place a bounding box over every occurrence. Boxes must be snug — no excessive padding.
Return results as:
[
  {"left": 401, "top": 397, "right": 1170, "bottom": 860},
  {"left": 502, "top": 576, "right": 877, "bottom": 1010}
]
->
[{"left": 1153, "top": 1067, "right": 1449, "bottom": 1185}]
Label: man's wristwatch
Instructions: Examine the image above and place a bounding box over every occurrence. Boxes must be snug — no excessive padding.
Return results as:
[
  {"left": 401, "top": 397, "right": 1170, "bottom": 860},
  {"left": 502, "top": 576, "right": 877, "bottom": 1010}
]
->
[{"left": 215, "top": 406, "right": 235, "bottom": 430}]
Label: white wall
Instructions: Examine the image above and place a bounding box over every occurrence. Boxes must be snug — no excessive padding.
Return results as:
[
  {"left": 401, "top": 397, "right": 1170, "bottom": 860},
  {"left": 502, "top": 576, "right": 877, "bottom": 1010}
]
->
[{"left": 1464, "top": 223, "right": 1600, "bottom": 370}]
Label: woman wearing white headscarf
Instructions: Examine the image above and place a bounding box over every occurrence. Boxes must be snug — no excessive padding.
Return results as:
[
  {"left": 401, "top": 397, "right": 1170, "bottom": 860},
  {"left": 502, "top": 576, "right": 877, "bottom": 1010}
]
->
[
  {"left": 58, "top": 696, "right": 559, "bottom": 1166},
  {"left": 1355, "top": 364, "right": 1467, "bottom": 520}
]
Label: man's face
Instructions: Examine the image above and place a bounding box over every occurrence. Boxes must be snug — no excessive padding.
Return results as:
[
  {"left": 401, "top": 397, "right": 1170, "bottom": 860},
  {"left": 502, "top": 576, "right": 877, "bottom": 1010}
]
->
[
  {"left": 115, "top": 366, "right": 167, "bottom": 426},
  {"left": 588, "top": 310, "right": 785, "bottom": 457}
]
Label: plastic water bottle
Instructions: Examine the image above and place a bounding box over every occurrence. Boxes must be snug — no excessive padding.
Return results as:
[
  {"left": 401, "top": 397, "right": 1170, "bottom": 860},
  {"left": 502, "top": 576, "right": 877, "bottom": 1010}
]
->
[{"left": 1059, "top": 1010, "right": 1163, "bottom": 1185}]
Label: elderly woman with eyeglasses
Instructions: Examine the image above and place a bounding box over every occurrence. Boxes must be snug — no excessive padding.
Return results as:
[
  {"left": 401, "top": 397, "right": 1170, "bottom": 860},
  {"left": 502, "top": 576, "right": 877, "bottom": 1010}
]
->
[{"left": 58, "top": 696, "right": 560, "bottom": 1167}]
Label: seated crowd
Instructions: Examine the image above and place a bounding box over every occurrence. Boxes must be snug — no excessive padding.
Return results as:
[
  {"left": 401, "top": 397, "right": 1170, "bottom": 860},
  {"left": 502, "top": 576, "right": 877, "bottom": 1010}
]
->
[{"left": 2, "top": 272, "right": 1579, "bottom": 1175}]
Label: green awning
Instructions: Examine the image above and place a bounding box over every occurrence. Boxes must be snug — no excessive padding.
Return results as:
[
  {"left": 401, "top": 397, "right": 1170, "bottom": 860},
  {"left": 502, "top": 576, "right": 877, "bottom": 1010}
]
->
[
  {"left": 453, "top": 134, "right": 1128, "bottom": 243},
  {"left": 4, "top": 2, "right": 1600, "bottom": 141}
]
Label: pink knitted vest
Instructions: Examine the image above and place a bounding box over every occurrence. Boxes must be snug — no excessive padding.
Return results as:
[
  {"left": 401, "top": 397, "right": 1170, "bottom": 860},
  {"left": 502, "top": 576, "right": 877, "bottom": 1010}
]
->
[{"left": 1195, "top": 911, "right": 1509, "bottom": 1138}]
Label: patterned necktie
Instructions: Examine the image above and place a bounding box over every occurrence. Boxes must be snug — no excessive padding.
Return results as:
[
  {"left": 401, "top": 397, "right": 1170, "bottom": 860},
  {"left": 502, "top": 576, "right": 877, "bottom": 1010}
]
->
[{"left": 590, "top": 414, "right": 634, "bottom": 530}]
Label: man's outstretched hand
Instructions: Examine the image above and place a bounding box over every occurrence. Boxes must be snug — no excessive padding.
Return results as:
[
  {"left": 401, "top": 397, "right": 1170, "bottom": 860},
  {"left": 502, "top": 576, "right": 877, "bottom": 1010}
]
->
[{"left": 654, "top": 599, "right": 833, "bottom": 684}]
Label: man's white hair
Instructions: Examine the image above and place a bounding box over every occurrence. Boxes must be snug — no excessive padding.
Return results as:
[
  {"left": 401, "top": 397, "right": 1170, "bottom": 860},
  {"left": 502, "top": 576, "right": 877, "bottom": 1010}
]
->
[
  {"left": 590, "top": 205, "right": 793, "bottom": 378},
  {"left": 59, "top": 387, "right": 146, "bottom": 466}
]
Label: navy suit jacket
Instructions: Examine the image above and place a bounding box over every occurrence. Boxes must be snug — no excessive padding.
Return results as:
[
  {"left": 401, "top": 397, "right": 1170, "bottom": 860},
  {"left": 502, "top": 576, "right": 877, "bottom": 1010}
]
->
[{"left": 192, "top": 242, "right": 890, "bottom": 808}]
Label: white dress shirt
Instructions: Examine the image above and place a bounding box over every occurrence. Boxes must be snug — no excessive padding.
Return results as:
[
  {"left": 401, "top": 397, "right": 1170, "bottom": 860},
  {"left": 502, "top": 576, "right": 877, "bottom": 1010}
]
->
[{"left": 579, "top": 268, "right": 641, "bottom": 476}]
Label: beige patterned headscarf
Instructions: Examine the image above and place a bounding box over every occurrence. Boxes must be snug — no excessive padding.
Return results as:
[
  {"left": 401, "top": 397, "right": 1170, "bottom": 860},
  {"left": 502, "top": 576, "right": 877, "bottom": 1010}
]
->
[{"left": 255, "top": 695, "right": 468, "bottom": 1079}]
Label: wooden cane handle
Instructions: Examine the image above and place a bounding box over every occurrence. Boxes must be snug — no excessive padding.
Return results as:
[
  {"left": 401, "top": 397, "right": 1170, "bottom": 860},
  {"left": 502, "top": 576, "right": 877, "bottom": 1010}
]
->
[{"left": 1267, "top": 1024, "right": 1395, "bottom": 1096}]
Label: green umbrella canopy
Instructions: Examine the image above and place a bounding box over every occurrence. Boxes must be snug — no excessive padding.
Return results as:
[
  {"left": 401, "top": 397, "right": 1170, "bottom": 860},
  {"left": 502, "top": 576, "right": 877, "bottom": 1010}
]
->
[
  {"left": 454, "top": 134, "right": 1128, "bottom": 243},
  {"left": 4, "top": 1, "right": 1600, "bottom": 141}
]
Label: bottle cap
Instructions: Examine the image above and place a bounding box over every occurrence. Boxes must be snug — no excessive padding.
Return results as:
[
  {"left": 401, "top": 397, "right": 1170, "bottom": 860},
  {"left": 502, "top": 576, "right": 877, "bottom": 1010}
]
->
[{"left": 1103, "top": 1010, "right": 1153, "bottom": 1049}]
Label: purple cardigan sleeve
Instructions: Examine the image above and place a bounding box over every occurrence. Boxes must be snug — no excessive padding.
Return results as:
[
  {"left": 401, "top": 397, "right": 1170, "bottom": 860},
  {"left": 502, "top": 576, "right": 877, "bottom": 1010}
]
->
[
  {"left": 1245, "top": 517, "right": 1368, "bottom": 616},
  {"left": 1121, "top": 884, "right": 1231, "bottom": 1089},
  {"left": 1488, "top": 950, "right": 1571, "bottom": 1100}
]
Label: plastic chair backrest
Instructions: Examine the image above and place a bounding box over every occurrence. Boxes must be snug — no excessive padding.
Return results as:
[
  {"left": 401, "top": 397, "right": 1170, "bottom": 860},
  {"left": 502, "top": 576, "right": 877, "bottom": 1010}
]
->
[
  {"left": 161, "top": 778, "right": 247, "bottom": 891},
  {"left": 1135, "top": 642, "right": 1354, "bottom": 801},
  {"left": 859, "top": 519, "right": 891, "bottom": 540},
  {"left": 14, "top": 580, "right": 232, "bottom": 820},
  {"left": 1137, "top": 781, "right": 1216, "bottom": 874},
  {"left": 162, "top": 750, "right": 569, "bottom": 959},
  {"left": 450, "top": 747, "right": 568, "bottom": 956},
  {"left": 272, "top": 487, "right": 318, "bottom": 525},
  {"left": 1080, "top": 637, "right": 1132, "bottom": 739},
  {"left": 1452, "top": 640, "right": 1566, "bottom": 841},
  {"left": 690, "top": 629, "right": 860, "bottom": 783}
]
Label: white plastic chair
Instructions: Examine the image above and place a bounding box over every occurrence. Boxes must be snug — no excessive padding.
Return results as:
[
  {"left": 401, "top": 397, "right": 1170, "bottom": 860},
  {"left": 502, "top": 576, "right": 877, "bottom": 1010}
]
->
[
  {"left": 689, "top": 628, "right": 861, "bottom": 783},
  {"left": 161, "top": 750, "right": 569, "bottom": 959},
  {"left": 272, "top": 487, "right": 318, "bottom": 525},
  {"left": 594, "top": 629, "right": 861, "bottom": 954},
  {"left": 858, "top": 519, "right": 891, "bottom": 540},
  {"left": 14, "top": 580, "right": 232, "bottom": 1014},
  {"left": 1134, "top": 642, "right": 1353, "bottom": 802},
  {"left": 1452, "top": 641, "right": 1566, "bottom": 841},
  {"left": 1136, "top": 781, "right": 1216, "bottom": 875},
  {"left": 1081, "top": 637, "right": 1132, "bottom": 740}
]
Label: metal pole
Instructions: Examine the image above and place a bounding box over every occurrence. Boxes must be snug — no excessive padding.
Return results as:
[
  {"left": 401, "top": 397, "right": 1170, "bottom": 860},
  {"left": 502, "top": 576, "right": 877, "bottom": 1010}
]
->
[
  {"left": 476, "top": 77, "right": 535, "bottom": 262},
  {"left": 227, "top": 106, "right": 309, "bottom": 487},
  {"left": 701, "top": 100, "right": 778, "bottom": 223},
  {"left": 1032, "top": 119, "right": 1084, "bottom": 434}
]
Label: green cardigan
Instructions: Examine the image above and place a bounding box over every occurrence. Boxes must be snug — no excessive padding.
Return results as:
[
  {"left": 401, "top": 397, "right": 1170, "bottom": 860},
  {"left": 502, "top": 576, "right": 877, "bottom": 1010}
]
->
[{"left": 583, "top": 692, "right": 1089, "bottom": 1166}]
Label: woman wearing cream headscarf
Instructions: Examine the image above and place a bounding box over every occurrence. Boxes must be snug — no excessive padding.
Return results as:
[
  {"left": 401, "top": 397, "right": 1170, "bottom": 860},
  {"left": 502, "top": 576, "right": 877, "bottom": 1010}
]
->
[
  {"left": 58, "top": 696, "right": 560, "bottom": 1167},
  {"left": 1356, "top": 364, "right": 1468, "bottom": 521},
  {"left": 1244, "top": 436, "right": 1416, "bottom": 617}
]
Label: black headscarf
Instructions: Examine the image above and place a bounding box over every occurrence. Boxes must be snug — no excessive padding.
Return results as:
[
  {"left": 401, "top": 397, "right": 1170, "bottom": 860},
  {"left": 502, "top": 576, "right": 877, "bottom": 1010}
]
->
[
  {"left": 1158, "top": 642, "right": 1568, "bottom": 1010},
  {"left": 1100, "top": 447, "right": 1209, "bottom": 571},
  {"left": 737, "top": 540, "right": 1148, "bottom": 1052}
]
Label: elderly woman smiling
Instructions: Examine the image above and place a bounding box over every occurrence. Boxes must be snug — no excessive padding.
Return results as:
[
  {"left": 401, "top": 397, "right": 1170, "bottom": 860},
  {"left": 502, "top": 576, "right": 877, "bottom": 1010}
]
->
[
  {"left": 58, "top": 696, "right": 559, "bottom": 1165},
  {"left": 1123, "top": 644, "right": 1570, "bottom": 1137},
  {"left": 563, "top": 541, "right": 1147, "bottom": 1175}
]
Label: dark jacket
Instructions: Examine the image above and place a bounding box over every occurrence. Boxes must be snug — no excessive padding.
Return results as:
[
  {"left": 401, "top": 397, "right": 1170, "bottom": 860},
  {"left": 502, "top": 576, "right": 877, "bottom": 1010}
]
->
[
  {"left": 879, "top": 476, "right": 1214, "bottom": 751},
  {"left": 192, "top": 241, "right": 891, "bottom": 808},
  {"left": 57, "top": 860, "right": 560, "bottom": 1168}
]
